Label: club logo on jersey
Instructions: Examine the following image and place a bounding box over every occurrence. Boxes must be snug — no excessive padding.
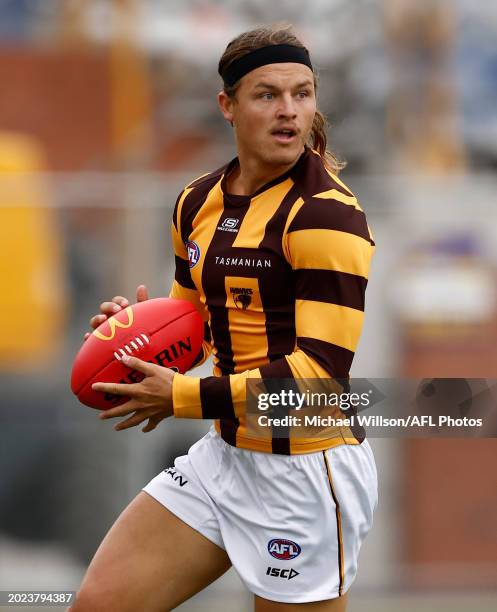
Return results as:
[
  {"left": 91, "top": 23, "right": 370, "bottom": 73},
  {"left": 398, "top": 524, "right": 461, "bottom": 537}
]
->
[
  {"left": 186, "top": 241, "right": 201, "bottom": 268},
  {"left": 93, "top": 307, "right": 134, "bottom": 341},
  {"left": 266, "top": 567, "right": 300, "bottom": 580},
  {"left": 218, "top": 217, "right": 239, "bottom": 233},
  {"left": 230, "top": 287, "right": 253, "bottom": 310},
  {"left": 268, "top": 539, "right": 301, "bottom": 560}
]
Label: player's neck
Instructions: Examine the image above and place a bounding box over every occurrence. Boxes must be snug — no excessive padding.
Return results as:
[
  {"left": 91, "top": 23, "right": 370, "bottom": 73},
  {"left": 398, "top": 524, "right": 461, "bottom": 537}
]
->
[{"left": 227, "top": 148, "right": 304, "bottom": 196}]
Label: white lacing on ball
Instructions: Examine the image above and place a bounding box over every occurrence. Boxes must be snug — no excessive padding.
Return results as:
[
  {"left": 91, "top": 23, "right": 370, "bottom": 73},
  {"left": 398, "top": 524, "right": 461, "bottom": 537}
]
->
[{"left": 114, "top": 334, "right": 150, "bottom": 361}]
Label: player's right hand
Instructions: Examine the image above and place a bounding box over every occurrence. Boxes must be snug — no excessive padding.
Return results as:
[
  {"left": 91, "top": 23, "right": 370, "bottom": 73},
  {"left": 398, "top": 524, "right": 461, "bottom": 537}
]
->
[{"left": 83, "top": 284, "right": 149, "bottom": 341}]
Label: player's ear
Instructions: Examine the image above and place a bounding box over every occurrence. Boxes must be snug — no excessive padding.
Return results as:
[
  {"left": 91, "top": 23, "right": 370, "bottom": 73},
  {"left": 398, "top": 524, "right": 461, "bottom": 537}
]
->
[{"left": 217, "top": 90, "right": 234, "bottom": 126}]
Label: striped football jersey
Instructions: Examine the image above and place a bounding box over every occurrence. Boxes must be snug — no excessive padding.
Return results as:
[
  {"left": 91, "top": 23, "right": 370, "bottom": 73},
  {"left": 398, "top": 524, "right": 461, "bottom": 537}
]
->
[{"left": 170, "top": 146, "right": 375, "bottom": 454}]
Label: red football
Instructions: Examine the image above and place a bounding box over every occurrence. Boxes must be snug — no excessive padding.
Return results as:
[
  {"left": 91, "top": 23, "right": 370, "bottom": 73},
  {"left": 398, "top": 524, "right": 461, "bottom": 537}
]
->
[{"left": 71, "top": 297, "right": 203, "bottom": 410}]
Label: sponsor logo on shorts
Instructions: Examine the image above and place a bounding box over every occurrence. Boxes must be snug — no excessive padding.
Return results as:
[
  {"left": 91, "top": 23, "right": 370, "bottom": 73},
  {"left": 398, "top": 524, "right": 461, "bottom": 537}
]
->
[
  {"left": 164, "top": 467, "right": 188, "bottom": 487},
  {"left": 186, "top": 240, "right": 201, "bottom": 268},
  {"left": 266, "top": 567, "right": 300, "bottom": 580},
  {"left": 268, "top": 538, "right": 301, "bottom": 560}
]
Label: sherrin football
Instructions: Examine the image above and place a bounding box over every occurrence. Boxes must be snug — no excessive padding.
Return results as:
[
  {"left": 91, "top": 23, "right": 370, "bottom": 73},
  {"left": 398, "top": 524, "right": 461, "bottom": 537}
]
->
[{"left": 71, "top": 298, "right": 203, "bottom": 410}]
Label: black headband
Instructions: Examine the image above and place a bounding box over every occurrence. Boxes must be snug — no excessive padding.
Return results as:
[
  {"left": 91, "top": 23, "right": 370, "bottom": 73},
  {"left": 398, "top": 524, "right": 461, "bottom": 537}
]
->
[{"left": 220, "top": 44, "right": 313, "bottom": 87}]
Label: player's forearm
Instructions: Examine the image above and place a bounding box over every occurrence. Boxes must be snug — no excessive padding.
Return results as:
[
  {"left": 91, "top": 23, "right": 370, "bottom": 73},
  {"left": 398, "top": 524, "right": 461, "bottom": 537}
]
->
[
  {"left": 172, "top": 367, "right": 254, "bottom": 419},
  {"left": 171, "top": 347, "right": 346, "bottom": 420}
]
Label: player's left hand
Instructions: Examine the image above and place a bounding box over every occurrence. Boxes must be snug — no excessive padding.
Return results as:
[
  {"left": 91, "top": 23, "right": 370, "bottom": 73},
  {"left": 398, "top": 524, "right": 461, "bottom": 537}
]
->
[{"left": 92, "top": 355, "right": 175, "bottom": 433}]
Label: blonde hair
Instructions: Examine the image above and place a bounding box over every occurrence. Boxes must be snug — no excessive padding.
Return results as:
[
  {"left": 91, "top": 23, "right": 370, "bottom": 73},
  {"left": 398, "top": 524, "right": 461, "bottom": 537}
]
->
[{"left": 218, "top": 24, "right": 346, "bottom": 174}]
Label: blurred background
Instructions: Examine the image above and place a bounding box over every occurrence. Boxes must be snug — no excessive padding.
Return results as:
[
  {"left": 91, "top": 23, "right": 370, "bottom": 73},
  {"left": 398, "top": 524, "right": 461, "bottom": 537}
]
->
[{"left": 1, "top": 0, "right": 496, "bottom": 610}]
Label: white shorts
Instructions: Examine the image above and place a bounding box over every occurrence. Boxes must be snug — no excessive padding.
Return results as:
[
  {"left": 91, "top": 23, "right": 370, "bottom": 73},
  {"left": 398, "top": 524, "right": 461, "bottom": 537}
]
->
[{"left": 143, "top": 426, "right": 378, "bottom": 604}]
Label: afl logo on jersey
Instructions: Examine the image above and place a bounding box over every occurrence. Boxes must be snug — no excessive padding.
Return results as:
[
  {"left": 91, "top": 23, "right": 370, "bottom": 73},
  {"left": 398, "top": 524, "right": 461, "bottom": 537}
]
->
[
  {"left": 186, "top": 241, "right": 201, "bottom": 268},
  {"left": 268, "top": 539, "right": 301, "bottom": 560}
]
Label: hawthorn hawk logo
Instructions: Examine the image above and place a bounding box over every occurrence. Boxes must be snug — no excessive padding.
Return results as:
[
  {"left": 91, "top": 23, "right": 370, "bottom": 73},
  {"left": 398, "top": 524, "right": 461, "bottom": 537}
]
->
[{"left": 230, "top": 287, "right": 253, "bottom": 310}]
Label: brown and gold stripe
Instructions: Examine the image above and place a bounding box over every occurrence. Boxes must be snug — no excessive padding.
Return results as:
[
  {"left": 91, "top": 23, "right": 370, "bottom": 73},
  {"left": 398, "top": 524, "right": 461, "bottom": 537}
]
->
[{"left": 323, "top": 450, "right": 345, "bottom": 597}]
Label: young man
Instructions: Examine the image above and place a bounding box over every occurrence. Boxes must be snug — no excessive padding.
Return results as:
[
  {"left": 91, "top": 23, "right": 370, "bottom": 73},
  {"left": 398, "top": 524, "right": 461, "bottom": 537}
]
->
[{"left": 71, "top": 25, "right": 377, "bottom": 612}]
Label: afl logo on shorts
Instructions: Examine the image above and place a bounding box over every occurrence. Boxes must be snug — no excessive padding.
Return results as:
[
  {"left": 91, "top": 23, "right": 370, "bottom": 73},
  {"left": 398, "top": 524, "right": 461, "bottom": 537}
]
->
[
  {"left": 186, "top": 241, "right": 201, "bottom": 268},
  {"left": 268, "top": 538, "right": 301, "bottom": 560}
]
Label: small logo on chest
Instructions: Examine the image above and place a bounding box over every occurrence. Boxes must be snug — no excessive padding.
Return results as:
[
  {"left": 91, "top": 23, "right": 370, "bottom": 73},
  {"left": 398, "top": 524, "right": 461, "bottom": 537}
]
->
[{"left": 217, "top": 217, "right": 239, "bottom": 233}]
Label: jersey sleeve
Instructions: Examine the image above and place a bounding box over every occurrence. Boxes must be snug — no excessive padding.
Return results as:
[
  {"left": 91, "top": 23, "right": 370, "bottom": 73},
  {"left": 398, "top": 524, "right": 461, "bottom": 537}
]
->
[
  {"left": 170, "top": 190, "right": 212, "bottom": 369},
  {"left": 171, "top": 193, "right": 375, "bottom": 419}
]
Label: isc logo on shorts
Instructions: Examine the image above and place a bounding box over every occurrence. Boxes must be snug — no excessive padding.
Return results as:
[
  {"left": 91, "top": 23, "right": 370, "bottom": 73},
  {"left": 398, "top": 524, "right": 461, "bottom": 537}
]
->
[
  {"left": 266, "top": 567, "right": 300, "bottom": 580},
  {"left": 186, "top": 241, "right": 201, "bottom": 268},
  {"left": 268, "top": 538, "right": 301, "bottom": 560}
]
